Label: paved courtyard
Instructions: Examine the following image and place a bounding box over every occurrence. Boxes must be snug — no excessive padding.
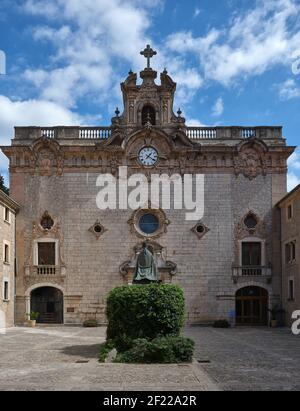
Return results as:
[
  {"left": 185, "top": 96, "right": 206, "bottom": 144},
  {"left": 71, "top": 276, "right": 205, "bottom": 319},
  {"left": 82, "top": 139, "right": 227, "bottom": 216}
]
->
[
  {"left": 186, "top": 326, "right": 300, "bottom": 391},
  {"left": 0, "top": 325, "right": 299, "bottom": 391},
  {"left": 0, "top": 326, "right": 218, "bottom": 392}
]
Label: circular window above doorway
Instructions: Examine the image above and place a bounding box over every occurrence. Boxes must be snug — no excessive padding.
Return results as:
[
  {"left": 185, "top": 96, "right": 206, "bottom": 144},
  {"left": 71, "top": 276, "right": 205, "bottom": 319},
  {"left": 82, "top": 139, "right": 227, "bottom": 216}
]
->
[
  {"left": 128, "top": 208, "right": 170, "bottom": 239},
  {"left": 139, "top": 213, "right": 160, "bottom": 235}
]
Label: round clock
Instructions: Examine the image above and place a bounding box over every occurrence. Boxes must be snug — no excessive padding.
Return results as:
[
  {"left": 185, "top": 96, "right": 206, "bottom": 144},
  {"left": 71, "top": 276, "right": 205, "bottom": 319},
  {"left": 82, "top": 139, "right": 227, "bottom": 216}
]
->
[{"left": 139, "top": 147, "right": 158, "bottom": 166}]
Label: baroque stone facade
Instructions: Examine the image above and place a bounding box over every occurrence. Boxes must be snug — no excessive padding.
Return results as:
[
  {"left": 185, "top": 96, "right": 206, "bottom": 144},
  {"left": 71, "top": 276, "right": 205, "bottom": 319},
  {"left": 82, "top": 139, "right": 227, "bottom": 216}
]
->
[{"left": 1, "top": 47, "right": 295, "bottom": 325}]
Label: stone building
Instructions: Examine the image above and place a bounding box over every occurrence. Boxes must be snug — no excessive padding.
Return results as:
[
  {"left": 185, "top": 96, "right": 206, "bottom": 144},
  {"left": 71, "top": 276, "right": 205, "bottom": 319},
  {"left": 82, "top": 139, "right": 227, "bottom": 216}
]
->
[
  {"left": 0, "top": 190, "right": 19, "bottom": 328},
  {"left": 1, "top": 47, "right": 295, "bottom": 326},
  {"left": 277, "top": 185, "right": 300, "bottom": 325}
]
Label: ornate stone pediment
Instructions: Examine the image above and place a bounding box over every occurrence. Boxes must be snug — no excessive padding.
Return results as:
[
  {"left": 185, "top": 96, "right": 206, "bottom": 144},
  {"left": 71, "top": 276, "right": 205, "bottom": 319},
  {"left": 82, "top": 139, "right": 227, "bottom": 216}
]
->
[
  {"left": 171, "top": 130, "right": 194, "bottom": 148},
  {"left": 31, "top": 137, "right": 64, "bottom": 176},
  {"left": 235, "top": 211, "right": 267, "bottom": 240},
  {"left": 234, "top": 139, "right": 268, "bottom": 180}
]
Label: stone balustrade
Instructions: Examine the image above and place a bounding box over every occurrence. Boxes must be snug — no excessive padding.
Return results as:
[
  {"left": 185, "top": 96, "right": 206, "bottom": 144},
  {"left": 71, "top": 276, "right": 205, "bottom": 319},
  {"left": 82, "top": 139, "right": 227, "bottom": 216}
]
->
[
  {"left": 232, "top": 266, "right": 272, "bottom": 279},
  {"left": 13, "top": 125, "right": 283, "bottom": 141},
  {"left": 186, "top": 126, "right": 282, "bottom": 140}
]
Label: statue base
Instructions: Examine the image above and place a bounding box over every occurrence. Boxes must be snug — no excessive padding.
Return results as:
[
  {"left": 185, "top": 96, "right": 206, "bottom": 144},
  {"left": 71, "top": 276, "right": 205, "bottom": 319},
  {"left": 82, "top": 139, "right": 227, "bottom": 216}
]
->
[{"left": 132, "top": 279, "right": 162, "bottom": 285}]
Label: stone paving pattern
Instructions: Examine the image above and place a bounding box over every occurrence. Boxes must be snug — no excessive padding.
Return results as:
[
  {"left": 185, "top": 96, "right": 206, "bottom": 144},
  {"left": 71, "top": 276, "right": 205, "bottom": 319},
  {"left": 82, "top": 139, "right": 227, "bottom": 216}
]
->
[
  {"left": 1, "top": 325, "right": 300, "bottom": 391},
  {"left": 0, "top": 326, "right": 218, "bottom": 392},
  {"left": 186, "top": 326, "right": 300, "bottom": 391}
]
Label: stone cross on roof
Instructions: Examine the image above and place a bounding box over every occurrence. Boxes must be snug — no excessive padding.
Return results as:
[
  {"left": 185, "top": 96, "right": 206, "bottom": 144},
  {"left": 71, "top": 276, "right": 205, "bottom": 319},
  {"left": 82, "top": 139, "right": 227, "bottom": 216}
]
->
[{"left": 140, "top": 45, "right": 157, "bottom": 69}]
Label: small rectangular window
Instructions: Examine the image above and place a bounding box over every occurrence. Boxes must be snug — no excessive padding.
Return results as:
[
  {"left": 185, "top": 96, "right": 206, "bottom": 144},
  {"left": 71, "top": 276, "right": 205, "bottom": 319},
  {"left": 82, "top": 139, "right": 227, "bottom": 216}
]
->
[
  {"left": 285, "top": 243, "right": 291, "bottom": 264},
  {"left": 4, "top": 207, "right": 10, "bottom": 222},
  {"left": 242, "top": 242, "right": 262, "bottom": 266},
  {"left": 38, "top": 242, "right": 56, "bottom": 266},
  {"left": 4, "top": 244, "right": 9, "bottom": 264},
  {"left": 292, "top": 242, "right": 296, "bottom": 261},
  {"left": 3, "top": 281, "right": 9, "bottom": 301},
  {"left": 289, "top": 280, "right": 295, "bottom": 301},
  {"left": 287, "top": 204, "right": 293, "bottom": 220},
  {"left": 286, "top": 241, "right": 297, "bottom": 264}
]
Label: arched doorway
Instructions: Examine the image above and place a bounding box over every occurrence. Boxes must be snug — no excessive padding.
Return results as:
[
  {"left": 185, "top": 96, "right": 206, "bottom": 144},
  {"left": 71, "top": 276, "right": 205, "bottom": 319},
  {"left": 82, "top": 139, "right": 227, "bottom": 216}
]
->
[
  {"left": 31, "top": 287, "right": 63, "bottom": 324},
  {"left": 236, "top": 286, "right": 268, "bottom": 326}
]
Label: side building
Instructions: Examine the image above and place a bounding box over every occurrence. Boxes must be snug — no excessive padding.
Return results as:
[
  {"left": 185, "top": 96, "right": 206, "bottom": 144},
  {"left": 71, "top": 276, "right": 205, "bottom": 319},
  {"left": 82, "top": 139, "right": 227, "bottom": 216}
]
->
[
  {"left": 277, "top": 185, "right": 300, "bottom": 325},
  {"left": 0, "top": 190, "right": 19, "bottom": 328}
]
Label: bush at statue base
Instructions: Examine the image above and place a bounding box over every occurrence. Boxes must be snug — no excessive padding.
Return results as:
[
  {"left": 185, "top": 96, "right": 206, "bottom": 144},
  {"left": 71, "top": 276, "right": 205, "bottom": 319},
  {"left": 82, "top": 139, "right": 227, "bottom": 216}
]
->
[
  {"left": 115, "top": 336, "right": 195, "bottom": 364},
  {"left": 106, "top": 284, "right": 186, "bottom": 353}
]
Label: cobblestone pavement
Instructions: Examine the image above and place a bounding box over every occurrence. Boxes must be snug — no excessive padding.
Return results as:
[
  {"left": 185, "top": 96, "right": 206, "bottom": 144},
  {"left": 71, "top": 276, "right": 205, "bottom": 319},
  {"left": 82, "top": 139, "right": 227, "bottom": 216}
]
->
[
  {"left": 0, "top": 326, "right": 218, "bottom": 391},
  {"left": 185, "top": 326, "right": 300, "bottom": 391}
]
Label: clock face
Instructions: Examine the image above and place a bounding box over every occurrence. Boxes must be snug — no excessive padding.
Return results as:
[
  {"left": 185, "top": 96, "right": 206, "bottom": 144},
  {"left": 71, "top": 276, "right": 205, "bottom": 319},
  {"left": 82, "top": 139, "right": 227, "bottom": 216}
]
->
[{"left": 139, "top": 147, "right": 158, "bottom": 166}]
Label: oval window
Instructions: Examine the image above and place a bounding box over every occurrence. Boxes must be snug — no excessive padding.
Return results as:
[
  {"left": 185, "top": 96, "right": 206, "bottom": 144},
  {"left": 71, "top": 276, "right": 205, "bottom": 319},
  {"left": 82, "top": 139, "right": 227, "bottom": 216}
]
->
[
  {"left": 41, "top": 214, "right": 54, "bottom": 230},
  {"left": 244, "top": 214, "right": 258, "bottom": 229},
  {"left": 139, "top": 213, "right": 159, "bottom": 234}
]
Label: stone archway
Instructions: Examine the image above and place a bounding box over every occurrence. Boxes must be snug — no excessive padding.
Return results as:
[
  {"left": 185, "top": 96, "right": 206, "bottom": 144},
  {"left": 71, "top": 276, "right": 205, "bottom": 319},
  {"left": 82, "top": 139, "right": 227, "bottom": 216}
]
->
[
  {"left": 236, "top": 286, "right": 268, "bottom": 326},
  {"left": 31, "top": 287, "right": 63, "bottom": 324}
]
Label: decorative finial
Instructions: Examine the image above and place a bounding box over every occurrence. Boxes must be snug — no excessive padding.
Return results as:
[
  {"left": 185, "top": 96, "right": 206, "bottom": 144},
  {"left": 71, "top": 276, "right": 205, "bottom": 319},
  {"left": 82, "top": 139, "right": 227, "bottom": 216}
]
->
[
  {"left": 177, "top": 108, "right": 182, "bottom": 117},
  {"left": 128, "top": 69, "right": 133, "bottom": 75},
  {"left": 140, "top": 44, "right": 157, "bottom": 69},
  {"left": 163, "top": 68, "right": 168, "bottom": 74},
  {"left": 115, "top": 107, "right": 120, "bottom": 117}
]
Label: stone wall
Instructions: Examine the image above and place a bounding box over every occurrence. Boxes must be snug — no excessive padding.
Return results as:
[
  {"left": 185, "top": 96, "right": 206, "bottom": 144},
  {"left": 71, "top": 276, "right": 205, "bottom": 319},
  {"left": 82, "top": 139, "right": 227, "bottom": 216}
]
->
[
  {"left": 0, "top": 200, "right": 16, "bottom": 328},
  {"left": 279, "top": 189, "right": 300, "bottom": 325}
]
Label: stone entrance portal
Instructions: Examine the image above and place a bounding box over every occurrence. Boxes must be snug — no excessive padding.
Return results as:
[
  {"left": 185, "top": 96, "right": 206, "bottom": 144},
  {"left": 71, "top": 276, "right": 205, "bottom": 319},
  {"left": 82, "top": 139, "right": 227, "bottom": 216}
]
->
[
  {"left": 236, "top": 286, "right": 268, "bottom": 326},
  {"left": 31, "top": 287, "right": 63, "bottom": 324}
]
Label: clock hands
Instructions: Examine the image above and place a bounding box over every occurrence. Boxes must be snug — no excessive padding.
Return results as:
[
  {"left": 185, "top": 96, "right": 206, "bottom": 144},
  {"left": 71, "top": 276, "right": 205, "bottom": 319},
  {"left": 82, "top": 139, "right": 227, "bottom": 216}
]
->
[
  {"left": 139, "top": 147, "right": 158, "bottom": 165},
  {"left": 145, "top": 152, "right": 157, "bottom": 161}
]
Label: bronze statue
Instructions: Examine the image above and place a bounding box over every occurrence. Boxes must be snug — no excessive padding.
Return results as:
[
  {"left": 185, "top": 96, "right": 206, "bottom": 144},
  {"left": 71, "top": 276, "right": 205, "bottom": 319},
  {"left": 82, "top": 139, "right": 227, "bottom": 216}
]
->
[{"left": 133, "top": 242, "right": 158, "bottom": 284}]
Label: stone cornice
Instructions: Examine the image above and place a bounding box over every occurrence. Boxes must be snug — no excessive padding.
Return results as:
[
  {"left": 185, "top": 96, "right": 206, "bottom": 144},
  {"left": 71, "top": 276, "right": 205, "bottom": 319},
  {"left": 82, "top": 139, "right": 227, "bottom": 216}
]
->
[{"left": 0, "top": 190, "right": 20, "bottom": 212}]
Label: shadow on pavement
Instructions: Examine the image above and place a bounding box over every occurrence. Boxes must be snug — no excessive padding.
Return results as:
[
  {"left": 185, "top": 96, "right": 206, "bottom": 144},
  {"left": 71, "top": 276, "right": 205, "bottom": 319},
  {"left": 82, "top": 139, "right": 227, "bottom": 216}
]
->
[{"left": 61, "top": 344, "right": 101, "bottom": 359}]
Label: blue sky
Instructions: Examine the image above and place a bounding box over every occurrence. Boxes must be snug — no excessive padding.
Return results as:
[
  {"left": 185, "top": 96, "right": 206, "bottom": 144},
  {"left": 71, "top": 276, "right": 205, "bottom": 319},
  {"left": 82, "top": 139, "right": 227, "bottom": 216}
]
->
[{"left": 0, "top": 0, "right": 300, "bottom": 189}]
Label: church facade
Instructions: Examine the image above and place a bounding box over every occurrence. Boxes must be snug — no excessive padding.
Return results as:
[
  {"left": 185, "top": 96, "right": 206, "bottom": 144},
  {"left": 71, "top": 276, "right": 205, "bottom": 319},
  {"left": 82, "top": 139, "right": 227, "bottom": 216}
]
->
[{"left": 1, "top": 47, "right": 295, "bottom": 326}]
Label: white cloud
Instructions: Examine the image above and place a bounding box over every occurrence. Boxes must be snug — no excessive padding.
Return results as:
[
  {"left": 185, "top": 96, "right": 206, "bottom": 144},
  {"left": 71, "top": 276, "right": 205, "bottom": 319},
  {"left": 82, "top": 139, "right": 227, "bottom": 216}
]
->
[
  {"left": 287, "top": 172, "right": 300, "bottom": 192},
  {"left": 22, "top": 0, "right": 158, "bottom": 108},
  {"left": 212, "top": 97, "right": 224, "bottom": 117},
  {"left": 166, "top": 0, "right": 300, "bottom": 85},
  {"left": 0, "top": 95, "right": 85, "bottom": 174},
  {"left": 288, "top": 148, "right": 300, "bottom": 169},
  {"left": 278, "top": 79, "right": 300, "bottom": 100},
  {"left": 185, "top": 118, "right": 206, "bottom": 127},
  {"left": 287, "top": 148, "right": 300, "bottom": 191}
]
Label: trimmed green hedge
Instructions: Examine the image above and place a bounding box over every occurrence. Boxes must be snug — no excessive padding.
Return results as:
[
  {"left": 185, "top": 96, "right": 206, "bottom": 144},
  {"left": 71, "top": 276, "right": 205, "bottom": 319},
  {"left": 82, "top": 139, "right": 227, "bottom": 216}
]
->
[
  {"left": 106, "top": 284, "right": 185, "bottom": 352},
  {"left": 115, "top": 336, "right": 195, "bottom": 364}
]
